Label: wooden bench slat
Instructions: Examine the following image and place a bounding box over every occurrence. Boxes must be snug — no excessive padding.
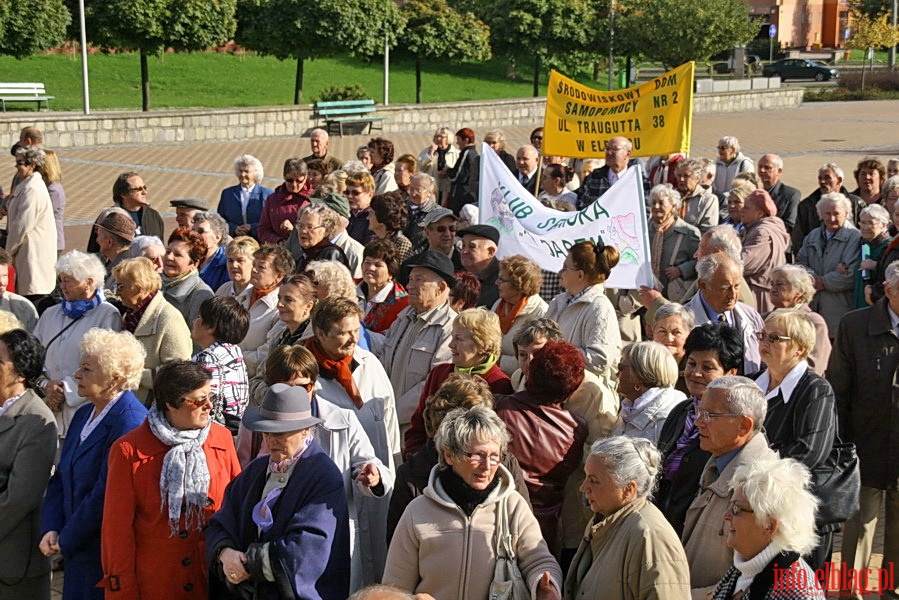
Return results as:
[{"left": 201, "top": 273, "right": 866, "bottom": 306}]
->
[{"left": 312, "top": 98, "right": 385, "bottom": 136}]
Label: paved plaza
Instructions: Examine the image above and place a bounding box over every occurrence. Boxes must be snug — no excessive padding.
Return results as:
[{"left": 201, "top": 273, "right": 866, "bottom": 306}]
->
[
  {"left": 4, "top": 99, "right": 898, "bottom": 251},
  {"left": 1, "top": 98, "right": 894, "bottom": 599}
]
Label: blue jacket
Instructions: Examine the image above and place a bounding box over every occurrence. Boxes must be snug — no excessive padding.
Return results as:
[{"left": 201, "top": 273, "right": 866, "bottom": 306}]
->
[
  {"left": 200, "top": 246, "right": 230, "bottom": 291},
  {"left": 218, "top": 184, "right": 275, "bottom": 237},
  {"left": 205, "top": 440, "right": 350, "bottom": 600},
  {"left": 41, "top": 391, "right": 148, "bottom": 563}
]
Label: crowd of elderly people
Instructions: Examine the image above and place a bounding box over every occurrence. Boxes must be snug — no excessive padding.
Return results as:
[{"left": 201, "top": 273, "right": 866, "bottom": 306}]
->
[{"left": 0, "top": 126, "right": 895, "bottom": 600}]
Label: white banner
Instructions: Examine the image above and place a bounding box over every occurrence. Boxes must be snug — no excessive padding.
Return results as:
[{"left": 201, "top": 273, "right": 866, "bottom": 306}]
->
[{"left": 477, "top": 143, "right": 653, "bottom": 290}]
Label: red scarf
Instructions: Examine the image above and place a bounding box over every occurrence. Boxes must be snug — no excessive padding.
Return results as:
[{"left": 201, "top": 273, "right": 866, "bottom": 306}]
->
[
  {"left": 496, "top": 296, "right": 528, "bottom": 334},
  {"left": 305, "top": 337, "right": 363, "bottom": 408},
  {"left": 250, "top": 282, "right": 279, "bottom": 307}
]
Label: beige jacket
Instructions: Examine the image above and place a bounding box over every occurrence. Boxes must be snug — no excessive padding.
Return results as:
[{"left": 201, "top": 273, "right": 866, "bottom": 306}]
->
[
  {"left": 6, "top": 172, "right": 56, "bottom": 294},
  {"left": 545, "top": 283, "right": 621, "bottom": 377},
  {"left": 132, "top": 292, "right": 193, "bottom": 403},
  {"left": 493, "top": 293, "right": 548, "bottom": 376},
  {"left": 681, "top": 433, "right": 777, "bottom": 595},
  {"left": 379, "top": 301, "right": 455, "bottom": 426},
  {"left": 236, "top": 285, "right": 281, "bottom": 377},
  {"left": 564, "top": 497, "right": 690, "bottom": 600},
  {"left": 384, "top": 465, "right": 562, "bottom": 600}
]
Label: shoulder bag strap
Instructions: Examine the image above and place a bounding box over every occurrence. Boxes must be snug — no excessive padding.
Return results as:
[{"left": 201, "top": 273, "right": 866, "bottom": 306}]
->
[
  {"left": 668, "top": 231, "right": 685, "bottom": 267},
  {"left": 44, "top": 316, "right": 82, "bottom": 350}
]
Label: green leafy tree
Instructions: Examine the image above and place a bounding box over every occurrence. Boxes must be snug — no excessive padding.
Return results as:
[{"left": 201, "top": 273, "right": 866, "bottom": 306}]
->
[
  {"left": 77, "top": 0, "right": 237, "bottom": 110},
  {"left": 459, "top": 0, "right": 594, "bottom": 95},
  {"left": 397, "top": 0, "right": 491, "bottom": 103},
  {"left": 0, "top": 0, "right": 70, "bottom": 59},
  {"left": 617, "top": 0, "right": 757, "bottom": 67},
  {"left": 237, "top": 0, "right": 405, "bottom": 105},
  {"left": 848, "top": 8, "right": 899, "bottom": 49}
]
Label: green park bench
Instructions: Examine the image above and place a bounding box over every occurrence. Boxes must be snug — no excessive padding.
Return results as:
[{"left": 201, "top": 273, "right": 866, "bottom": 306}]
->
[
  {"left": 0, "top": 83, "right": 54, "bottom": 111},
  {"left": 313, "top": 99, "right": 387, "bottom": 136}
]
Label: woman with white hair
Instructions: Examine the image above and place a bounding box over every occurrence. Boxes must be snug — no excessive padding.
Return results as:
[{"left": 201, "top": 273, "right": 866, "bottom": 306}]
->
[
  {"left": 8, "top": 146, "right": 57, "bottom": 297},
  {"left": 650, "top": 302, "right": 694, "bottom": 393},
  {"left": 713, "top": 135, "right": 755, "bottom": 195},
  {"left": 647, "top": 184, "right": 701, "bottom": 302},
  {"left": 39, "top": 329, "right": 148, "bottom": 600},
  {"left": 417, "top": 127, "right": 459, "bottom": 205},
  {"left": 710, "top": 457, "right": 823, "bottom": 599},
  {"left": 34, "top": 251, "right": 123, "bottom": 439},
  {"left": 855, "top": 203, "right": 891, "bottom": 308},
  {"left": 191, "top": 211, "right": 231, "bottom": 290},
  {"left": 675, "top": 159, "right": 720, "bottom": 233},
  {"left": 217, "top": 154, "right": 274, "bottom": 238},
  {"left": 796, "top": 192, "right": 862, "bottom": 337},
  {"left": 612, "top": 341, "right": 686, "bottom": 444},
  {"left": 768, "top": 265, "right": 831, "bottom": 374},
  {"left": 564, "top": 436, "right": 690, "bottom": 599}
]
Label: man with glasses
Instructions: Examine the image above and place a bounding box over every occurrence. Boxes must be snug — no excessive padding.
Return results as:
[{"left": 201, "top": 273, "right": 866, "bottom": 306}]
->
[
  {"left": 397, "top": 208, "right": 462, "bottom": 287},
  {"left": 681, "top": 375, "right": 775, "bottom": 597},
  {"left": 575, "top": 136, "right": 650, "bottom": 209},
  {"left": 87, "top": 171, "right": 164, "bottom": 253}
]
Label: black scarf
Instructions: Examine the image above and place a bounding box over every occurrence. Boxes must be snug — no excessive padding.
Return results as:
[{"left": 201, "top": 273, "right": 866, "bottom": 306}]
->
[{"left": 438, "top": 466, "right": 500, "bottom": 516}]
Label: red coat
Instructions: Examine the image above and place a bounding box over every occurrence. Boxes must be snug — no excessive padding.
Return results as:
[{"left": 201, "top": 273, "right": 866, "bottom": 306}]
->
[
  {"left": 101, "top": 420, "right": 241, "bottom": 600},
  {"left": 403, "top": 362, "right": 513, "bottom": 458}
]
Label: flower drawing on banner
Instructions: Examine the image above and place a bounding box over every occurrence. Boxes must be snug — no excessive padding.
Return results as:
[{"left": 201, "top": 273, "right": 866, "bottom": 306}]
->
[{"left": 488, "top": 187, "right": 515, "bottom": 233}]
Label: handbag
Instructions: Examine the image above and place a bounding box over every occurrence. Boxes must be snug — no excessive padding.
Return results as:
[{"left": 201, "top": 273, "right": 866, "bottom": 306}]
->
[
  {"left": 488, "top": 495, "right": 530, "bottom": 600},
  {"left": 811, "top": 413, "right": 861, "bottom": 525}
]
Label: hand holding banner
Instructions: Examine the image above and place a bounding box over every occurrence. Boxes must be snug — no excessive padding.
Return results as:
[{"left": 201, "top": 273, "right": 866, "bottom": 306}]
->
[{"left": 543, "top": 63, "right": 694, "bottom": 158}]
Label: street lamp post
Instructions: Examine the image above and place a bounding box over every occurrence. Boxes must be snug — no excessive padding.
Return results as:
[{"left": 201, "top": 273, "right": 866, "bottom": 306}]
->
[
  {"left": 608, "top": 0, "right": 615, "bottom": 91},
  {"left": 79, "top": 0, "right": 90, "bottom": 114}
]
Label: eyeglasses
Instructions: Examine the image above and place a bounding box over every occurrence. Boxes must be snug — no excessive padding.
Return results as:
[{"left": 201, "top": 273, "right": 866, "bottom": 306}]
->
[
  {"left": 284, "top": 177, "right": 305, "bottom": 184},
  {"left": 726, "top": 499, "right": 755, "bottom": 517},
  {"left": 461, "top": 451, "right": 503, "bottom": 466},
  {"left": 606, "top": 146, "right": 627, "bottom": 153},
  {"left": 129, "top": 185, "right": 148, "bottom": 193},
  {"left": 530, "top": 136, "right": 543, "bottom": 141},
  {"left": 755, "top": 332, "right": 792, "bottom": 344},
  {"left": 717, "top": 146, "right": 730, "bottom": 150},
  {"left": 297, "top": 224, "right": 325, "bottom": 232},
  {"left": 182, "top": 393, "right": 213, "bottom": 408},
  {"left": 431, "top": 225, "right": 456, "bottom": 233},
  {"left": 344, "top": 189, "right": 363, "bottom": 196},
  {"left": 696, "top": 409, "right": 742, "bottom": 422}
]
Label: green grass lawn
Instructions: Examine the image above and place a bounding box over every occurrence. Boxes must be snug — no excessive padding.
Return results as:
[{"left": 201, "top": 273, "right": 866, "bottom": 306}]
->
[{"left": 2, "top": 51, "right": 598, "bottom": 111}]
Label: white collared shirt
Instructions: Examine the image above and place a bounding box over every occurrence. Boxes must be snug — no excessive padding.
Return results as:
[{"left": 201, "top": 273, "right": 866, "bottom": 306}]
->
[
  {"left": 79, "top": 391, "right": 125, "bottom": 442},
  {"left": 0, "top": 392, "right": 25, "bottom": 418},
  {"left": 755, "top": 360, "right": 809, "bottom": 404},
  {"left": 239, "top": 184, "right": 255, "bottom": 224}
]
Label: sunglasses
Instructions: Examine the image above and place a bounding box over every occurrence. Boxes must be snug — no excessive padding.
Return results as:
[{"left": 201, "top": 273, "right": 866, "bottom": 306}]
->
[
  {"left": 431, "top": 225, "right": 457, "bottom": 233},
  {"left": 129, "top": 185, "right": 148, "bottom": 192}
]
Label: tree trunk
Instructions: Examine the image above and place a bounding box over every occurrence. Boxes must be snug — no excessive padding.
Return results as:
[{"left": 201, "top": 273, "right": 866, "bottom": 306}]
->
[
  {"left": 532, "top": 55, "right": 540, "bottom": 97},
  {"left": 593, "top": 61, "right": 601, "bottom": 81},
  {"left": 416, "top": 58, "right": 422, "bottom": 104},
  {"left": 506, "top": 56, "right": 516, "bottom": 79},
  {"left": 294, "top": 56, "right": 304, "bottom": 105},
  {"left": 140, "top": 49, "right": 150, "bottom": 112}
]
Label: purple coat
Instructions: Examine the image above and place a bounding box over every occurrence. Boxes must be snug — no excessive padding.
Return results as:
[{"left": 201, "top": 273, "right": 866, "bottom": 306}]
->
[{"left": 205, "top": 440, "right": 350, "bottom": 600}]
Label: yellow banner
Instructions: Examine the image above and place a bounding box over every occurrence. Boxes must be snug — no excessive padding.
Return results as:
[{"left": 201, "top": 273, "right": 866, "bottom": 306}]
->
[{"left": 542, "top": 62, "right": 694, "bottom": 159}]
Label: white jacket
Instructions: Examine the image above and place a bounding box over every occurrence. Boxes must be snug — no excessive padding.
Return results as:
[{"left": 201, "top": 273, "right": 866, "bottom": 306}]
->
[
  {"left": 315, "top": 346, "right": 401, "bottom": 470},
  {"left": 545, "top": 283, "right": 621, "bottom": 377}
]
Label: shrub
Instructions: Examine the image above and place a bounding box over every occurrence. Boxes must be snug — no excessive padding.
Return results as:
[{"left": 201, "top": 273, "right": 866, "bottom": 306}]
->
[
  {"left": 313, "top": 84, "right": 369, "bottom": 102},
  {"left": 838, "top": 69, "right": 899, "bottom": 91}
]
